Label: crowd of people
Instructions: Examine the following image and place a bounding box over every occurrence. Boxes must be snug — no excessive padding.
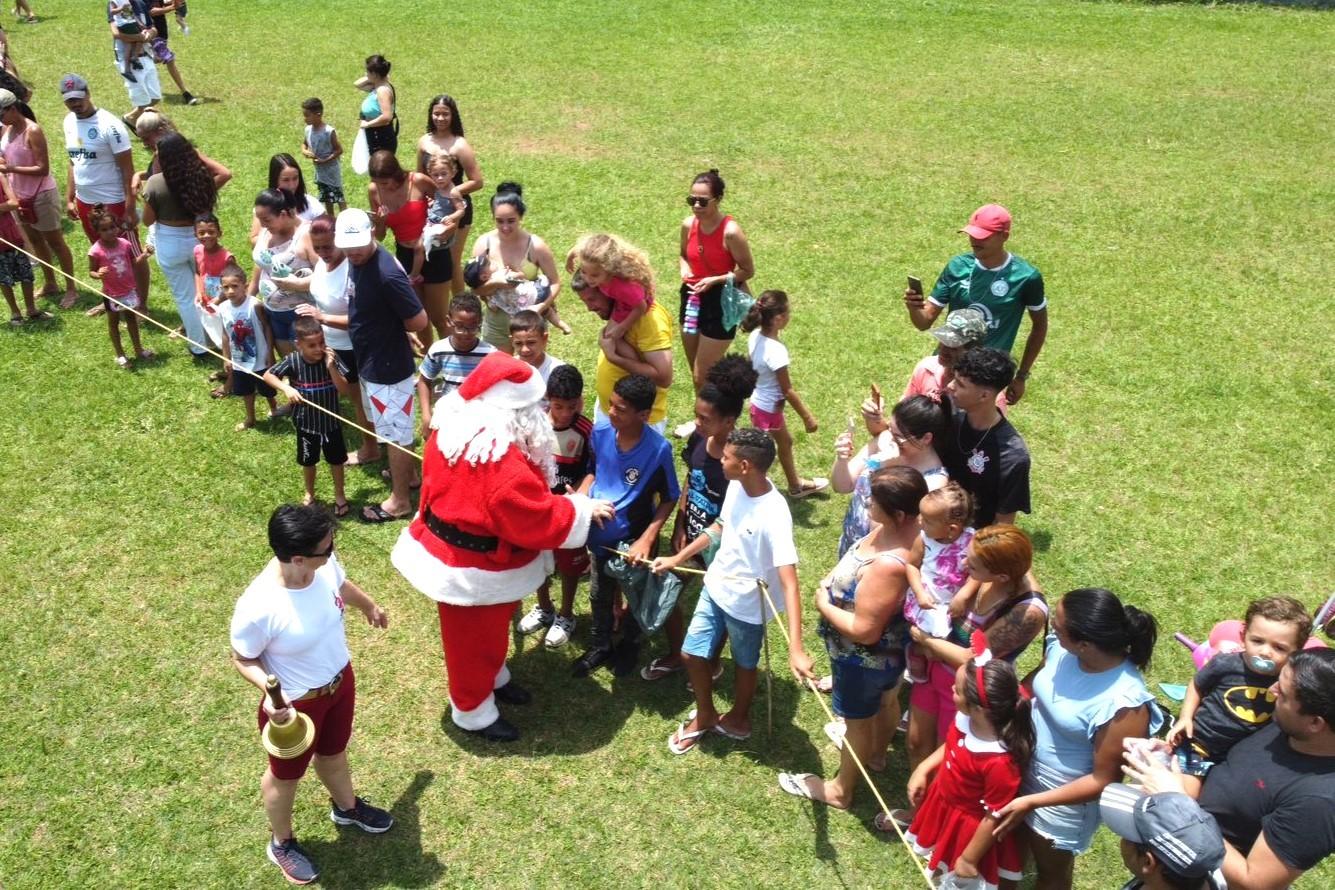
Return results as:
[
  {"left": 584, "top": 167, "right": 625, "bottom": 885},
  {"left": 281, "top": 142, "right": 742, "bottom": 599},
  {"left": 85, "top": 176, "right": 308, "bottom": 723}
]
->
[{"left": 0, "top": 17, "right": 1330, "bottom": 889}]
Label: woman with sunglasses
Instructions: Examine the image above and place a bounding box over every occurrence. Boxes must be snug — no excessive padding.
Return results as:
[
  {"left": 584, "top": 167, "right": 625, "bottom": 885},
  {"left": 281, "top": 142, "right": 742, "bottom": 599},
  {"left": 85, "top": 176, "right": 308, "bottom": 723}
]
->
[{"left": 675, "top": 168, "right": 755, "bottom": 436}]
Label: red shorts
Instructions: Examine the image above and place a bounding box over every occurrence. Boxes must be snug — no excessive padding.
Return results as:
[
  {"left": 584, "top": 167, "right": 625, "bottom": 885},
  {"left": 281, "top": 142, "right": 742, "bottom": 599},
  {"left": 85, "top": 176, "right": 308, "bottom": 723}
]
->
[
  {"left": 75, "top": 197, "right": 143, "bottom": 252},
  {"left": 256, "top": 662, "right": 355, "bottom": 781},
  {"left": 554, "top": 547, "right": 590, "bottom": 577}
]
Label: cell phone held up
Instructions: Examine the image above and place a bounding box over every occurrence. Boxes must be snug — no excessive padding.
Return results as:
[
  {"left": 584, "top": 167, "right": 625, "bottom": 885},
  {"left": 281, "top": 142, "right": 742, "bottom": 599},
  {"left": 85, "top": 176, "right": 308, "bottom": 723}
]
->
[{"left": 907, "top": 275, "right": 923, "bottom": 296}]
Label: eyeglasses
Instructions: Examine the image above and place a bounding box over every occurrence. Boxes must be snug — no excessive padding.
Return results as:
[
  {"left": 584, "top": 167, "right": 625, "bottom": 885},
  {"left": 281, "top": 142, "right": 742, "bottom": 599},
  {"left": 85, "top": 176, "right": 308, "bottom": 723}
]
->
[
  {"left": 685, "top": 196, "right": 713, "bottom": 208},
  {"left": 452, "top": 325, "right": 481, "bottom": 334}
]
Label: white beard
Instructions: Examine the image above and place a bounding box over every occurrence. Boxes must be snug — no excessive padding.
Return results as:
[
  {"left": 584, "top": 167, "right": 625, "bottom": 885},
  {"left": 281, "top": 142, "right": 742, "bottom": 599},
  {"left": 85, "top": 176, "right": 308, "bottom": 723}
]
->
[{"left": 433, "top": 393, "right": 557, "bottom": 486}]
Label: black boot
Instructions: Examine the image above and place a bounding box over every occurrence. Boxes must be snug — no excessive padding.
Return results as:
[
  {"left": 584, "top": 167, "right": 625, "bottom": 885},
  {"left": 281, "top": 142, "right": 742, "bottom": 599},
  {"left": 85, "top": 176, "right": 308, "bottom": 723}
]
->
[
  {"left": 493, "top": 681, "right": 531, "bottom": 705},
  {"left": 466, "top": 716, "right": 519, "bottom": 742}
]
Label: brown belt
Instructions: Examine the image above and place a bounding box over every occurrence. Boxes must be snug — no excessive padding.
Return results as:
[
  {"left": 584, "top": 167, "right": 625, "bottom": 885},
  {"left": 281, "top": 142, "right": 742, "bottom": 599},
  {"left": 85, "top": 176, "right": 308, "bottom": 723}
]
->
[{"left": 294, "top": 668, "right": 345, "bottom": 702}]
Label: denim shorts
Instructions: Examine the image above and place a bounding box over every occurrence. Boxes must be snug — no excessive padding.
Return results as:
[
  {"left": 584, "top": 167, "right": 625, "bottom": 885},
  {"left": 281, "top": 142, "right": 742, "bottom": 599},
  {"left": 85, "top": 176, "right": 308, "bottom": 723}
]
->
[
  {"left": 682, "top": 587, "right": 765, "bottom": 670},
  {"left": 831, "top": 659, "right": 902, "bottom": 720},
  {"left": 266, "top": 307, "right": 299, "bottom": 342}
]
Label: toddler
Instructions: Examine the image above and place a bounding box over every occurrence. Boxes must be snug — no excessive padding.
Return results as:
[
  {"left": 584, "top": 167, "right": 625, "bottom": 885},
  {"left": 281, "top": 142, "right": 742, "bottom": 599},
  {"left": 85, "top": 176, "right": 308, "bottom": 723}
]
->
[
  {"left": 87, "top": 206, "right": 152, "bottom": 368},
  {"left": 569, "top": 232, "right": 653, "bottom": 345},
  {"left": 904, "top": 483, "right": 976, "bottom": 683},
  {"left": 109, "top": 1, "right": 147, "bottom": 83},
  {"left": 421, "top": 151, "right": 464, "bottom": 262}
]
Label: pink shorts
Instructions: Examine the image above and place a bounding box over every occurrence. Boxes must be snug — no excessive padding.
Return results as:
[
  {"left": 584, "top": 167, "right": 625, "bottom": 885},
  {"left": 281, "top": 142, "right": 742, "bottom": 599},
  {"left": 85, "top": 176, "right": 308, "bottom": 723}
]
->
[
  {"left": 908, "top": 659, "right": 957, "bottom": 743},
  {"left": 749, "top": 401, "right": 785, "bottom": 431}
]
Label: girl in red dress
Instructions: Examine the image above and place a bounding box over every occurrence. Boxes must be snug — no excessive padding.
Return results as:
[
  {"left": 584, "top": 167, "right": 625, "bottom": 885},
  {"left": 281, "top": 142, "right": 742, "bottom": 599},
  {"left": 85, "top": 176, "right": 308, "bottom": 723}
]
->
[{"left": 905, "top": 633, "right": 1034, "bottom": 890}]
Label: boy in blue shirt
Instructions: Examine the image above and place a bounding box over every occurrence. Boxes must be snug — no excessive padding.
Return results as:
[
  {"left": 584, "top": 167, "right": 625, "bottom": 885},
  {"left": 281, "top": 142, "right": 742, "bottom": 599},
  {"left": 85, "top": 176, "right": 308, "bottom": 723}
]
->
[{"left": 573, "top": 374, "right": 679, "bottom": 678}]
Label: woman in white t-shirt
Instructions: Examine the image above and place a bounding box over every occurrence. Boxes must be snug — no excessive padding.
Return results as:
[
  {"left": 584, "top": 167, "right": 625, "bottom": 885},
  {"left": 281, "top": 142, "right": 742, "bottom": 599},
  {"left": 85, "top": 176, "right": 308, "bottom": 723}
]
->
[
  {"left": 741, "top": 289, "right": 827, "bottom": 498},
  {"left": 294, "top": 215, "right": 379, "bottom": 465}
]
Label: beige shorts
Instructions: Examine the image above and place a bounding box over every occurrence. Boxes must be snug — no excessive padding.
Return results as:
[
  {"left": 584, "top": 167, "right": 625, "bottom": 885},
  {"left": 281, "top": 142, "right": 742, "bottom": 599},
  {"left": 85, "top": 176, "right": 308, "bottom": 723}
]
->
[{"left": 26, "top": 188, "right": 62, "bottom": 232}]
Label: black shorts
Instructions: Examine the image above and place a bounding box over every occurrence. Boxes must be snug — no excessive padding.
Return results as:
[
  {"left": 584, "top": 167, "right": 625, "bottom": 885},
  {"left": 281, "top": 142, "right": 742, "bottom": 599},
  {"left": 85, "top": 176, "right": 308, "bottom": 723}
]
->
[
  {"left": 364, "top": 122, "right": 398, "bottom": 156},
  {"left": 459, "top": 194, "right": 474, "bottom": 228},
  {"left": 232, "top": 370, "right": 277, "bottom": 398},
  {"left": 335, "top": 347, "right": 360, "bottom": 384},
  {"left": 397, "top": 241, "right": 453, "bottom": 285},
  {"left": 678, "top": 281, "right": 737, "bottom": 341},
  {"left": 297, "top": 426, "right": 348, "bottom": 467}
]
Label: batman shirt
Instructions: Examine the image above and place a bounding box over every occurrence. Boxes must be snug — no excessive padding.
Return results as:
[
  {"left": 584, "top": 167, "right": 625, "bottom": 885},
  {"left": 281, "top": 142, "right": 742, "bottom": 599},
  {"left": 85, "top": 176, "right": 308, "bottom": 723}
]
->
[{"left": 1190, "top": 652, "right": 1278, "bottom": 761}]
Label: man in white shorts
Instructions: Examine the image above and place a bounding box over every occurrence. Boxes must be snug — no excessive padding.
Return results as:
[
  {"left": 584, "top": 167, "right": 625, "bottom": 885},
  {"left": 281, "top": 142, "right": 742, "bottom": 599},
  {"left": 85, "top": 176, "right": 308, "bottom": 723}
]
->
[
  {"left": 336, "top": 209, "right": 428, "bottom": 523},
  {"left": 105, "top": 3, "right": 163, "bottom": 125}
]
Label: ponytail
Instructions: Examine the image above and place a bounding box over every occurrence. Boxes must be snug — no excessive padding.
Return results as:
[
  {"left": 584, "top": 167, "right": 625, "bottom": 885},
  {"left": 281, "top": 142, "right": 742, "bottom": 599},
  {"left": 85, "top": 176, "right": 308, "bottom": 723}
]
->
[
  {"left": 964, "top": 658, "right": 1036, "bottom": 769},
  {"left": 1123, "top": 604, "right": 1158, "bottom": 670},
  {"left": 740, "top": 289, "right": 789, "bottom": 333}
]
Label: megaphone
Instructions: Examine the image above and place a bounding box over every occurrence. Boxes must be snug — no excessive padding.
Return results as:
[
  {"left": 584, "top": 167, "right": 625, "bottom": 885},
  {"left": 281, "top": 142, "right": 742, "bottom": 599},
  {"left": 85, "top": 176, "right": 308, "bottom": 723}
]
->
[{"left": 261, "top": 674, "right": 315, "bottom": 759}]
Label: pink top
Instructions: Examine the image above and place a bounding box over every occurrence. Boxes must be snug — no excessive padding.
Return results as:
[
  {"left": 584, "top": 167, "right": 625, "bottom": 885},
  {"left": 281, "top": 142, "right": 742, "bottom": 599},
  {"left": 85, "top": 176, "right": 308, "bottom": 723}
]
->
[
  {"left": 90, "top": 237, "right": 138, "bottom": 298},
  {"left": 1, "top": 125, "right": 58, "bottom": 200},
  {"left": 904, "top": 354, "right": 1008, "bottom": 412},
  {"left": 601, "top": 276, "right": 651, "bottom": 324},
  {"left": 193, "top": 244, "right": 235, "bottom": 303}
]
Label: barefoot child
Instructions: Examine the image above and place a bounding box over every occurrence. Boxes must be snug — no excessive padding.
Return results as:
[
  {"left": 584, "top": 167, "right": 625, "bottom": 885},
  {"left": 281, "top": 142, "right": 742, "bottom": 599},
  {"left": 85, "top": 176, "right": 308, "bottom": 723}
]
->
[
  {"left": 301, "top": 98, "right": 346, "bottom": 216},
  {"left": 570, "top": 232, "right": 652, "bottom": 350},
  {"left": 264, "top": 316, "right": 352, "bottom": 517},
  {"left": 217, "top": 261, "right": 278, "bottom": 430},
  {"left": 1167, "top": 595, "right": 1312, "bottom": 785},
  {"left": 87, "top": 206, "right": 152, "bottom": 367},
  {"left": 904, "top": 483, "right": 976, "bottom": 683},
  {"left": 651, "top": 427, "right": 815, "bottom": 752},
  {"left": 517, "top": 364, "right": 594, "bottom": 649},
  {"left": 905, "top": 636, "right": 1032, "bottom": 890},
  {"left": 741, "top": 289, "right": 827, "bottom": 499}
]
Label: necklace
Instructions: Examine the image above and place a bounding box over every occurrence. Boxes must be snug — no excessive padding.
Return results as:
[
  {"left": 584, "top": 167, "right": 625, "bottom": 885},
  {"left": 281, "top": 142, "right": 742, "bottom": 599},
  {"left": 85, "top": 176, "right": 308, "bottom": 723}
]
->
[{"left": 958, "top": 415, "right": 1000, "bottom": 475}]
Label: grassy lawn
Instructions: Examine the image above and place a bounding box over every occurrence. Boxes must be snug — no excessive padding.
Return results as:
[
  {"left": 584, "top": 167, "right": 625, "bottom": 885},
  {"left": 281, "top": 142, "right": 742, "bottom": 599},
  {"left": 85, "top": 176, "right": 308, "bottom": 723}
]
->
[{"left": 2, "top": 1, "right": 1333, "bottom": 887}]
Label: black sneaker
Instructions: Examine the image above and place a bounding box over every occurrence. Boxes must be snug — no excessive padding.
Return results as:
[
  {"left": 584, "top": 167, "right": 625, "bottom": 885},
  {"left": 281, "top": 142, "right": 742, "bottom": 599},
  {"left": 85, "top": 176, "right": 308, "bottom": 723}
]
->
[
  {"left": 329, "top": 796, "right": 394, "bottom": 834},
  {"left": 183, "top": 91, "right": 200, "bottom": 106},
  {"left": 267, "top": 837, "right": 319, "bottom": 885},
  {"left": 572, "top": 646, "right": 612, "bottom": 678}
]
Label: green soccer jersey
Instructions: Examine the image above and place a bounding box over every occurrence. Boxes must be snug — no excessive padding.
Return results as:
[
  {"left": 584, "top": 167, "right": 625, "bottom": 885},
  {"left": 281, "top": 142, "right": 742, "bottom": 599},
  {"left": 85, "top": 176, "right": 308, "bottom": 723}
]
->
[{"left": 928, "top": 252, "right": 1046, "bottom": 352}]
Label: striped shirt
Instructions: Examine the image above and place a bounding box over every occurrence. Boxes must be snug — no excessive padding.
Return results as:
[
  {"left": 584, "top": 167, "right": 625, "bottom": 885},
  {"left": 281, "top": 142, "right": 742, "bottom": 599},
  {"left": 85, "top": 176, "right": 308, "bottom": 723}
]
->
[
  {"left": 269, "top": 352, "right": 348, "bottom": 435},
  {"left": 419, "top": 337, "right": 496, "bottom": 400}
]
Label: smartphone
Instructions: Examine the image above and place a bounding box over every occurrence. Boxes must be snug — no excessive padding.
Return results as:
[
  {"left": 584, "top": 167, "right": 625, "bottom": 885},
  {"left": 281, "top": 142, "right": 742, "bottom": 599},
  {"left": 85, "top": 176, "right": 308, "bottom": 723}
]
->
[{"left": 907, "top": 275, "right": 923, "bottom": 295}]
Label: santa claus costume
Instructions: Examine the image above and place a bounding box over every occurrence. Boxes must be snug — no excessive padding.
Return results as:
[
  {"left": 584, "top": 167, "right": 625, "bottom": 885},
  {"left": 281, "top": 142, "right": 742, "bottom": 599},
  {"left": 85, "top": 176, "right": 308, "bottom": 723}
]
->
[
  {"left": 391, "top": 353, "right": 598, "bottom": 741},
  {"left": 906, "top": 709, "right": 1025, "bottom": 889}
]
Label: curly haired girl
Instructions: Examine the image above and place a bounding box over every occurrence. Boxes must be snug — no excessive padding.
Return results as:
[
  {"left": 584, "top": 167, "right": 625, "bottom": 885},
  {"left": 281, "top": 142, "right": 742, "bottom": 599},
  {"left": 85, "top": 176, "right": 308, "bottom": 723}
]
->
[{"left": 569, "top": 232, "right": 655, "bottom": 343}]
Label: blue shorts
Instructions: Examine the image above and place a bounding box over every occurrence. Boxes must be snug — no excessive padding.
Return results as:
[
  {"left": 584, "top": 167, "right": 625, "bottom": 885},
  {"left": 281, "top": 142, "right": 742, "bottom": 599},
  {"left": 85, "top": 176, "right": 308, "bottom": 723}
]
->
[
  {"left": 831, "top": 659, "right": 901, "bottom": 720},
  {"left": 267, "top": 307, "right": 299, "bottom": 342},
  {"left": 681, "top": 587, "right": 765, "bottom": 670}
]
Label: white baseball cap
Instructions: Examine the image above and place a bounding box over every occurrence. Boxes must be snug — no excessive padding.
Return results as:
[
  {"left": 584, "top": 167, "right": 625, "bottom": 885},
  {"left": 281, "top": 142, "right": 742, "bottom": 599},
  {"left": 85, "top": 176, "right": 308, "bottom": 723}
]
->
[{"left": 333, "top": 208, "right": 373, "bottom": 249}]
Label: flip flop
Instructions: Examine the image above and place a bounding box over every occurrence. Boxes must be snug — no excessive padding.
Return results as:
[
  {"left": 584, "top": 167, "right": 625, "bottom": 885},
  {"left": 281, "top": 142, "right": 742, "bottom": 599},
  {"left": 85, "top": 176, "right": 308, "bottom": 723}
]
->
[
  {"left": 115, "top": 355, "right": 131, "bottom": 369},
  {"left": 685, "top": 661, "right": 725, "bottom": 693},
  {"left": 334, "top": 501, "right": 351, "bottom": 518},
  {"left": 59, "top": 292, "right": 79, "bottom": 310},
  {"left": 873, "top": 809, "right": 913, "bottom": 834},
  {"left": 639, "top": 657, "right": 682, "bottom": 681},
  {"left": 25, "top": 310, "right": 53, "bottom": 322},
  {"left": 667, "top": 722, "right": 708, "bottom": 755},
  {"left": 813, "top": 675, "right": 834, "bottom": 694},
  {"left": 787, "top": 478, "right": 830, "bottom": 499},
  {"left": 8, "top": 314, "right": 20, "bottom": 327},
  {"left": 777, "top": 772, "right": 821, "bottom": 800},
  {"left": 713, "top": 721, "right": 751, "bottom": 741},
  {"left": 86, "top": 304, "right": 106, "bottom": 317},
  {"left": 824, "top": 720, "right": 846, "bottom": 749},
  {"left": 360, "top": 504, "right": 409, "bottom": 524},
  {"left": 137, "top": 348, "right": 156, "bottom": 360}
]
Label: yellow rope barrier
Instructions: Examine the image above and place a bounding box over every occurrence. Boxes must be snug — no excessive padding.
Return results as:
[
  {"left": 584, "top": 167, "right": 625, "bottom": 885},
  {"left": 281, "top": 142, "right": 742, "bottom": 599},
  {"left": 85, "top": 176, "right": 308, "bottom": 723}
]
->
[
  {"left": 0, "top": 233, "right": 422, "bottom": 461},
  {"left": 606, "top": 548, "right": 937, "bottom": 889}
]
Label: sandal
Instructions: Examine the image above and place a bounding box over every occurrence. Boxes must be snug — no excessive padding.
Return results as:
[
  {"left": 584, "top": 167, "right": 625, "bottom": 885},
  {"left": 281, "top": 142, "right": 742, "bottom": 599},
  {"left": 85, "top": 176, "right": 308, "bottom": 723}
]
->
[
  {"left": 777, "top": 772, "right": 822, "bottom": 801},
  {"left": 685, "top": 661, "right": 724, "bottom": 693},
  {"left": 360, "top": 504, "right": 409, "bottom": 524},
  {"left": 210, "top": 386, "right": 229, "bottom": 399},
  {"left": 814, "top": 675, "right": 834, "bottom": 694},
  {"left": 137, "top": 348, "right": 156, "bottom": 360},
  {"left": 334, "top": 501, "right": 351, "bottom": 518},
  {"left": 713, "top": 720, "right": 751, "bottom": 741},
  {"left": 25, "top": 310, "right": 53, "bottom": 322},
  {"left": 8, "top": 314, "right": 21, "bottom": 327},
  {"left": 639, "top": 657, "right": 682, "bottom": 681},
  {"left": 86, "top": 304, "right": 106, "bottom": 318},
  {"left": 873, "top": 809, "right": 913, "bottom": 835},
  {"left": 787, "top": 478, "right": 830, "bottom": 499},
  {"left": 667, "top": 721, "right": 708, "bottom": 755},
  {"left": 115, "top": 355, "right": 131, "bottom": 369}
]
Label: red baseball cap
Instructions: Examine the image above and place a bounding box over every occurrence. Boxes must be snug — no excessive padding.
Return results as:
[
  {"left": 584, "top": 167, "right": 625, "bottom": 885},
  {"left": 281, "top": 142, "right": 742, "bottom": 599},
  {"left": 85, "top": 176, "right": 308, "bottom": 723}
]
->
[{"left": 960, "top": 204, "right": 1012, "bottom": 239}]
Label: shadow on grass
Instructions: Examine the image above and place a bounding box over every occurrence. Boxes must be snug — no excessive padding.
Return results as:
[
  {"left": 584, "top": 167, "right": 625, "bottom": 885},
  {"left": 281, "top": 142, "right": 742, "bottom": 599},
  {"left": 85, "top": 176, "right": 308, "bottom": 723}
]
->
[
  {"left": 304, "top": 770, "right": 446, "bottom": 889},
  {"left": 1029, "top": 527, "right": 1053, "bottom": 553},
  {"left": 789, "top": 493, "right": 834, "bottom": 529}
]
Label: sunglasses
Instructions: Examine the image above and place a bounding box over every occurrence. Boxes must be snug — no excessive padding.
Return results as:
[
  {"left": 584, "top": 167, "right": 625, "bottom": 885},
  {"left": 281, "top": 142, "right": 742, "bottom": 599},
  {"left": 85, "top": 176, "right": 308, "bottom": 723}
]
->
[
  {"left": 685, "top": 196, "right": 713, "bottom": 208},
  {"left": 308, "top": 540, "right": 335, "bottom": 558}
]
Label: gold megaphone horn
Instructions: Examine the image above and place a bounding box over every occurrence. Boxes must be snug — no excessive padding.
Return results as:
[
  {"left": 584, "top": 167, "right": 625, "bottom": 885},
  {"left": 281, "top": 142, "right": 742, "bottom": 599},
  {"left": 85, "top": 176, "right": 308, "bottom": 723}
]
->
[{"left": 261, "top": 674, "right": 315, "bottom": 759}]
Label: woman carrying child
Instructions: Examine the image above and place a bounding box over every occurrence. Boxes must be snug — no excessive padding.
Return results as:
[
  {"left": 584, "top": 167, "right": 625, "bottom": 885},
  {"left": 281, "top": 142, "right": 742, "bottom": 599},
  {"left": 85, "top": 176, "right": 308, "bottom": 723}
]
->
[
  {"left": 741, "top": 289, "right": 827, "bottom": 499},
  {"left": 250, "top": 189, "right": 317, "bottom": 403},
  {"left": 468, "top": 182, "right": 562, "bottom": 352},
  {"left": 906, "top": 635, "right": 1034, "bottom": 890},
  {"left": 416, "top": 94, "right": 483, "bottom": 299},
  {"left": 366, "top": 150, "right": 435, "bottom": 305},
  {"left": 993, "top": 588, "right": 1162, "bottom": 890},
  {"left": 777, "top": 465, "right": 925, "bottom": 808}
]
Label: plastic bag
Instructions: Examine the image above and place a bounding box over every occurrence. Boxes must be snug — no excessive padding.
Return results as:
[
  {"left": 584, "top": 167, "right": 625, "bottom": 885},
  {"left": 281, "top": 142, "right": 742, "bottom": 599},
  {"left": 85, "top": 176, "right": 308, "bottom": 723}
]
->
[{"left": 351, "top": 128, "right": 370, "bottom": 175}]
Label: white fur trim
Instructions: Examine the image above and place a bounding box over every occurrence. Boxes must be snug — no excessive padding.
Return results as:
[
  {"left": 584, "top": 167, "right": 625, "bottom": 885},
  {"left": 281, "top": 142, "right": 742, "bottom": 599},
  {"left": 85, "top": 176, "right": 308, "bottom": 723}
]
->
[
  {"left": 475, "top": 373, "right": 545, "bottom": 411},
  {"left": 391, "top": 530, "right": 555, "bottom": 606},
  {"left": 451, "top": 692, "right": 499, "bottom": 731},
  {"left": 493, "top": 664, "right": 511, "bottom": 689},
  {"left": 559, "top": 494, "right": 595, "bottom": 549}
]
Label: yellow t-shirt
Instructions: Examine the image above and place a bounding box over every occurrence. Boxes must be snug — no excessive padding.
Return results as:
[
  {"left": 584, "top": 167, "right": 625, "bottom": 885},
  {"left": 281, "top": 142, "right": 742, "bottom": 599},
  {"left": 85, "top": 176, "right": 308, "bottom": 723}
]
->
[{"left": 595, "top": 300, "right": 674, "bottom": 423}]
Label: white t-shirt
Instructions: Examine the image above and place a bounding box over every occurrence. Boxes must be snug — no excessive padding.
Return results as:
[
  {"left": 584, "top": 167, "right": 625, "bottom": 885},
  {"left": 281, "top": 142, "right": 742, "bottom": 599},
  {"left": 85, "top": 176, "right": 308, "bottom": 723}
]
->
[
  {"left": 532, "top": 353, "right": 565, "bottom": 383},
  {"left": 309, "top": 258, "right": 354, "bottom": 351},
  {"left": 230, "top": 554, "right": 351, "bottom": 699},
  {"left": 703, "top": 480, "right": 799, "bottom": 625},
  {"left": 63, "top": 109, "right": 132, "bottom": 204},
  {"left": 747, "top": 329, "right": 790, "bottom": 412},
  {"left": 217, "top": 295, "right": 271, "bottom": 374}
]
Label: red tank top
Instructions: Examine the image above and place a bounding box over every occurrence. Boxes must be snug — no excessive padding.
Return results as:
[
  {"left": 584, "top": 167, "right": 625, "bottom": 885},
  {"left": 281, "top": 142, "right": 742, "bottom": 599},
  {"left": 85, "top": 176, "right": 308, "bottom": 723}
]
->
[
  {"left": 685, "top": 215, "right": 734, "bottom": 283},
  {"left": 384, "top": 199, "right": 428, "bottom": 244}
]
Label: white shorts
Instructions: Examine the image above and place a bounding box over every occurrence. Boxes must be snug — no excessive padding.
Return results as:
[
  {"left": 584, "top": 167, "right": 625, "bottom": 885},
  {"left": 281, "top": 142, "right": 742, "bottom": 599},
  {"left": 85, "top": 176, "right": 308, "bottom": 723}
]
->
[
  {"left": 114, "top": 45, "right": 163, "bottom": 107},
  {"left": 361, "top": 376, "right": 416, "bottom": 447}
]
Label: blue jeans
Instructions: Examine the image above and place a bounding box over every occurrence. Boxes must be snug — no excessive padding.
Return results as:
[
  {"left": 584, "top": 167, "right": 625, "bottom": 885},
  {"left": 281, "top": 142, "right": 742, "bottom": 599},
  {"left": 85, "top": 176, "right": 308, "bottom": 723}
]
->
[{"left": 830, "top": 659, "right": 901, "bottom": 720}]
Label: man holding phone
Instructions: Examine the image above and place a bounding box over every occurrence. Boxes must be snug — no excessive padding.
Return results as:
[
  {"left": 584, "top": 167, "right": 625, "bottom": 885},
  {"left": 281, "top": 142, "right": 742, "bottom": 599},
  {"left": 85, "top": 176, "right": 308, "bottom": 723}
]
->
[{"left": 904, "top": 204, "right": 1048, "bottom": 405}]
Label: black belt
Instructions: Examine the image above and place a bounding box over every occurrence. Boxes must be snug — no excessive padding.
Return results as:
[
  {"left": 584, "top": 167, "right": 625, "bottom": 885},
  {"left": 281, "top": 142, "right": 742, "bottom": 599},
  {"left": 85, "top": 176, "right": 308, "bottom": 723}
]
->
[{"left": 424, "top": 507, "right": 499, "bottom": 553}]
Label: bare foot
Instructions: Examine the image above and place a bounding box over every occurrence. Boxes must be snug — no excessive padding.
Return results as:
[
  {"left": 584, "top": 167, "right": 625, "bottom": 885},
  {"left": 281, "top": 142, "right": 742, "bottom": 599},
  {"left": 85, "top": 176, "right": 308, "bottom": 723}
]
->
[
  {"left": 86, "top": 303, "right": 106, "bottom": 317},
  {"left": 346, "top": 449, "right": 381, "bottom": 466},
  {"left": 39, "top": 284, "right": 60, "bottom": 299},
  {"left": 798, "top": 775, "right": 850, "bottom": 808},
  {"left": 302, "top": 492, "right": 317, "bottom": 506},
  {"left": 235, "top": 420, "right": 255, "bottom": 431},
  {"left": 555, "top": 320, "right": 573, "bottom": 335}
]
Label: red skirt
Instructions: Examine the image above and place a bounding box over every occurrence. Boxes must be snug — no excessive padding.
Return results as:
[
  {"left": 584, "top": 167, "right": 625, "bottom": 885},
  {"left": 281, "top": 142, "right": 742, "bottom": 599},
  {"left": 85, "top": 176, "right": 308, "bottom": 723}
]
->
[{"left": 906, "top": 787, "right": 1023, "bottom": 888}]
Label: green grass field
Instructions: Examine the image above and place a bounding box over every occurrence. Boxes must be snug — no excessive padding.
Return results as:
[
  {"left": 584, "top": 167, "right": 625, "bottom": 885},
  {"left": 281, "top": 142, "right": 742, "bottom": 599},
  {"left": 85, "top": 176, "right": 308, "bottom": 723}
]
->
[{"left": 2, "top": 1, "right": 1333, "bottom": 887}]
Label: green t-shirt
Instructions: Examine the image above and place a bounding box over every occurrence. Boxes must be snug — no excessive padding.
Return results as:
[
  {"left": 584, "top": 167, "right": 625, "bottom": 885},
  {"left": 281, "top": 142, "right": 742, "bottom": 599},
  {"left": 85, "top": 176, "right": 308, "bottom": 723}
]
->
[{"left": 928, "top": 252, "right": 1045, "bottom": 352}]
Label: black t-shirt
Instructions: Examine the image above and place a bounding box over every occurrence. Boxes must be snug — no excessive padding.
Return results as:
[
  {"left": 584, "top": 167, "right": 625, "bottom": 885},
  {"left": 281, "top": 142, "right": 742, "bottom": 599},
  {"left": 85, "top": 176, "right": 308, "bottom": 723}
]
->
[
  {"left": 348, "top": 246, "right": 422, "bottom": 385},
  {"left": 1189, "top": 652, "right": 1278, "bottom": 761},
  {"left": 940, "top": 409, "right": 1030, "bottom": 527},
  {"left": 1197, "top": 723, "right": 1335, "bottom": 871},
  {"left": 681, "top": 432, "right": 726, "bottom": 542}
]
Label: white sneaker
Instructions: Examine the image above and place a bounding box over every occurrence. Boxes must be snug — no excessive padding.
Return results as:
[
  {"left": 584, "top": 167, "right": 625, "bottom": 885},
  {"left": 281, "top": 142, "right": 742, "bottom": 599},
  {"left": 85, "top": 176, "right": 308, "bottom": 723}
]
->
[
  {"left": 672, "top": 420, "right": 697, "bottom": 439},
  {"left": 544, "top": 614, "right": 576, "bottom": 648},
  {"left": 517, "top": 605, "right": 553, "bottom": 635}
]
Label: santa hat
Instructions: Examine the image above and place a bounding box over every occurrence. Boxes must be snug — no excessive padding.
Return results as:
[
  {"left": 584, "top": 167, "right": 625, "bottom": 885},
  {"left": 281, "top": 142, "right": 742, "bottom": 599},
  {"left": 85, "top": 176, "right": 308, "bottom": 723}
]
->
[{"left": 458, "top": 352, "right": 546, "bottom": 409}]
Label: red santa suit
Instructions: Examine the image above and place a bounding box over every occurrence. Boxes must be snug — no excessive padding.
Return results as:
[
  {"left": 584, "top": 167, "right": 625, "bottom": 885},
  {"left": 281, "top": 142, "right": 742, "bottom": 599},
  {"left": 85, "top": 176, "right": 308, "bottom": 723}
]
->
[{"left": 391, "top": 353, "right": 594, "bottom": 732}]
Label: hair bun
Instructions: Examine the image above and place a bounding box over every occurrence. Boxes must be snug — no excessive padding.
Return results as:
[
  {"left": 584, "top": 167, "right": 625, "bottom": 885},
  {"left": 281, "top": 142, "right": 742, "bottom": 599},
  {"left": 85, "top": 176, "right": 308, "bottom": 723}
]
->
[
  {"left": 496, "top": 181, "right": 523, "bottom": 197},
  {"left": 709, "top": 167, "right": 719, "bottom": 175}
]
